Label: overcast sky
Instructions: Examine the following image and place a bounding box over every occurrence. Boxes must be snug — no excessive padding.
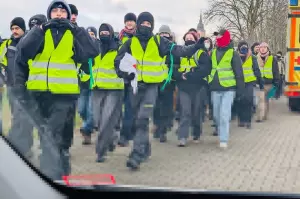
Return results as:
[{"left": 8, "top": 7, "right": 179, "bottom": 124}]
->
[{"left": 0, "top": 0, "right": 217, "bottom": 44}]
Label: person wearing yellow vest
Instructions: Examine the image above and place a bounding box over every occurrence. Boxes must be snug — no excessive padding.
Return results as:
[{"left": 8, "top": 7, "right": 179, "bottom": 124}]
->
[
  {"left": 236, "top": 41, "right": 263, "bottom": 129},
  {"left": 2, "top": 17, "right": 34, "bottom": 157},
  {"left": 256, "top": 42, "right": 280, "bottom": 122},
  {"left": 13, "top": 0, "right": 99, "bottom": 180},
  {"left": 77, "top": 26, "right": 98, "bottom": 145},
  {"left": 7, "top": 14, "right": 48, "bottom": 159},
  {"left": 172, "top": 32, "right": 212, "bottom": 147},
  {"left": 208, "top": 29, "right": 245, "bottom": 149},
  {"left": 91, "top": 23, "right": 124, "bottom": 163},
  {"left": 115, "top": 11, "right": 205, "bottom": 170},
  {"left": 152, "top": 25, "right": 179, "bottom": 143},
  {"left": 118, "top": 13, "right": 137, "bottom": 147}
]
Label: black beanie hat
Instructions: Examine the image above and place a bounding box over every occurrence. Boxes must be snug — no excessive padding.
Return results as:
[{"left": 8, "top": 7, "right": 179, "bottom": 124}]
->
[
  {"left": 29, "top": 14, "right": 47, "bottom": 29},
  {"left": 137, "top": 12, "right": 154, "bottom": 30},
  {"left": 86, "top": 26, "right": 97, "bottom": 36},
  {"left": 69, "top": 4, "right": 78, "bottom": 15},
  {"left": 124, "top": 13, "right": 136, "bottom": 23},
  {"left": 10, "top": 17, "right": 26, "bottom": 32}
]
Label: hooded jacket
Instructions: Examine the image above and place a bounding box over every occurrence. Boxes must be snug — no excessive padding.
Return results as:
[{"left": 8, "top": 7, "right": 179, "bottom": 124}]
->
[
  {"left": 14, "top": 0, "right": 99, "bottom": 98},
  {"left": 94, "top": 23, "right": 120, "bottom": 91}
]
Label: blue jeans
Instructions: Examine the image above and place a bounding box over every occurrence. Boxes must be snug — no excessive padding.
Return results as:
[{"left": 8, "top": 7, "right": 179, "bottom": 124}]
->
[
  {"left": 78, "top": 89, "right": 93, "bottom": 135},
  {"left": 211, "top": 91, "right": 236, "bottom": 143}
]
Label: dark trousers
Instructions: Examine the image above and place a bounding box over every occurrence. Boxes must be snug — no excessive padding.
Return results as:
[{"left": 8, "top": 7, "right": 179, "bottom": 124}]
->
[
  {"left": 33, "top": 93, "right": 77, "bottom": 180},
  {"left": 62, "top": 102, "right": 76, "bottom": 150},
  {"left": 92, "top": 90, "right": 123, "bottom": 156},
  {"left": 231, "top": 98, "right": 238, "bottom": 120},
  {"left": 237, "top": 84, "right": 254, "bottom": 123},
  {"left": 177, "top": 88, "right": 204, "bottom": 139},
  {"left": 6, "top": 87, "right": 34, "bottom": 156},
  {"left": 129, "top": 84, "right": 158, "bottom": 162},
  {"left": 120, "top": 84, "right": 134, "bottom": 140},
  {"left": 153, "top": 82, "right": 175, "bottom": 136}
]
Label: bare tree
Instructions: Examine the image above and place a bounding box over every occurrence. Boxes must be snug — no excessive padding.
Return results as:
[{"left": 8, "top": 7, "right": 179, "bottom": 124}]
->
[{"left": 204, "top": 0, "right": 288, "bottom": 52}]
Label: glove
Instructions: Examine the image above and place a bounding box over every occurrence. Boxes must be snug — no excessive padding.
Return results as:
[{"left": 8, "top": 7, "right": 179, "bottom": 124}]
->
[
  {"left": 41, "top": 19, "right": 60, "bottom": 32},
  {"left": 58, "top": 18, "right": 76, "bottom": 32},
  {"left": 195, "top": 37, "right": 206, "bottom": 48},
  {"left": 125, "top": 72, "right": 135, "bottom": 81},
  {"left": 259, "top": 83, "right": 264, "bottom": 90}
]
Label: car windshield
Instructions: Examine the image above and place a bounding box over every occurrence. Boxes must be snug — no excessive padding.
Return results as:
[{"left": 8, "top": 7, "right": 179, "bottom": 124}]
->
[{"left": 1, "top": 0, "right": 297, "bottom": 194}]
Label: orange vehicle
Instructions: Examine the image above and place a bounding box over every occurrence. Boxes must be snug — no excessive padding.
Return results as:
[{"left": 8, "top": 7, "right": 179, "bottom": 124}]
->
[{"left": 285, "top": 0, "right": 300, "bottom": 111}]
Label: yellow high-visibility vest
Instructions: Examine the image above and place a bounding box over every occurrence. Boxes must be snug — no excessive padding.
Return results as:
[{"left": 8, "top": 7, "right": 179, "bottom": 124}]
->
[
  {"left": 242, "top": 56, "right": 257, "bottom": 83},
  {"left": 130, "top": 35, "right": 168, "bottom": 83},
  {"left": 0, "top": 39, "right": 12, "bottom": 67},
  {"left": 179, "top": 49, "right": 204, "bottom": 72},
  {"left": 208, "top": 49, "right": 236, "bottom": 87},
  {"left": 260, "top": 56, "right": 273, "bottom": 79},
  {"left": 93, "top": 52, "right": 124, "bottom": 89},
  {"left": 26, "top": 29, "right": 79, "bottom": 94}
]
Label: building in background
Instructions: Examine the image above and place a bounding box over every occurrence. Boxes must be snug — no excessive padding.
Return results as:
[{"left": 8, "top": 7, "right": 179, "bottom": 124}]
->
[{"left": 197, "top": 12, "right": 205, "bottom": 38}]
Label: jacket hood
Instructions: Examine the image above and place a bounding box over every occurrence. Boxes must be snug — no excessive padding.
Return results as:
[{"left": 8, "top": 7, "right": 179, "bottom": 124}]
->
[
  {"left": 47, "top": 0, "right": 71, "bottom": 20},
  {"left": 98, "top": 23, "right": 114, "bottom": 39},
  {"left": 99, "top": 23, "right": 119, "bottom": 50}
]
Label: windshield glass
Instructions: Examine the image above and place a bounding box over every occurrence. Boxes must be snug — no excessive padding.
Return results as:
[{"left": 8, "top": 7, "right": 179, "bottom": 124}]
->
[{"left": 1, "top": 0, "right": 295, "bottom": 193}]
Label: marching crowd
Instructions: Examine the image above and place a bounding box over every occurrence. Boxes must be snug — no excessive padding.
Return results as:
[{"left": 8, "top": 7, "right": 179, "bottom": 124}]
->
[{"left": 0, "top": 0, "right": 285, "bottom": 181}]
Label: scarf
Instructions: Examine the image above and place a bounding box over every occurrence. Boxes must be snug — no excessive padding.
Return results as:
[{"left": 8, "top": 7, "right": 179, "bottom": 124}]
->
[
  {"left": 119, "top": 26, "right": 136, "bottom": 40},
  {"left": 257, "top": 53, "right": 269, "bottom": 68}
]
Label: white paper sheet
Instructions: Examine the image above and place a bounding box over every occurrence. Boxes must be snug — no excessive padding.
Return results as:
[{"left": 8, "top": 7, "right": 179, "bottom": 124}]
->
[{"left": 119, "top": 53, "right": 138, "bottom": 94}]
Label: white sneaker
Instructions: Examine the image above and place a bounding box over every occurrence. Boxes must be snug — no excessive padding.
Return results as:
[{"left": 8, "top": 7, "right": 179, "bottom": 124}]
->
[{"left": 219, "top": 142, "right": 228, "bottom": 149}]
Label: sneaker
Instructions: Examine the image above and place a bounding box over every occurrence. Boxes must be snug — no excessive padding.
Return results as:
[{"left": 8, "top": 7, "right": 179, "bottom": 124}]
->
[
  {"left": 178, "top": 138, "right": 187, "bottom": 147},
  {"left": 246, "top": 123, "right": 251, "bottom": 129},
  {"left": 193, "top": 137, "right": 200, "bottom": 143},
  {"left": 212, "top": 131, "right": 218, "bottom": 136},
  {"left": 159, "top": 134, "right": 167, "bottom": 143},
  {"left": 238, "top": 123, "right": 245, "bottom": 127},
  {"left": 118, "top": 136, "right": 129, "bottom": 147},
  {"left": 219, "top": 142, "right": 228, "bottom": 149}
]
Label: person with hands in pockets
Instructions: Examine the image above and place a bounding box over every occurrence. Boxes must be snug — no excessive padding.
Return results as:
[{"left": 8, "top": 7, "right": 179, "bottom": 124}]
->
[
  {"left": 114, "top": 11, "right": 205, "bottom": 170},
  {"left": 13, "top": 0, "right": 99, "bottom": 180}
]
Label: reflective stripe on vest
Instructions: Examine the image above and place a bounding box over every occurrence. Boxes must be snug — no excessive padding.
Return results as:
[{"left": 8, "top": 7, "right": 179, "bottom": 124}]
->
[
  {"left": 26, "top": 29, "right": 79, "bottom": 94},
  {"left": 209, "top": 49, "right": 236, "bottom": 87},
  {"left": 130, "top": 35, "right": 168, "bottom": 83},
  {"left": 260, "top": 56, "right": 273, "bottom": 79},
  {"left": 0, "top": 40, "right": 12, "bottom": 66},
  {"left": 242, "top": 56, "right": 257, "bottom": 83},
  {"left": 179, "top": 49, "right": 204, "bottom": 72},
  {"left": 93, "top": 52, "right": 124, "bottom": 89}
]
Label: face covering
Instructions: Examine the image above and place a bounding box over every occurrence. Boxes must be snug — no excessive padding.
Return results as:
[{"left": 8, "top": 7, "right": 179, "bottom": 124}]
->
[
  {"left": 138, "top": 25, "right": 152, "bottom": 36},
  {"left": 163, "top": 36, "right": 171, "bottom": 40},
  {"left": 100, "top": 35, "right": 110, "bottom": 43},
  {"left": 239, "top": 47, "right": 248, "bottom": 55},
  {"left": 204, "top": 42, "right": 211, "bottom": 50},
  {"left": 185, "top": 40, "right": 195, "bottom": 46}
]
